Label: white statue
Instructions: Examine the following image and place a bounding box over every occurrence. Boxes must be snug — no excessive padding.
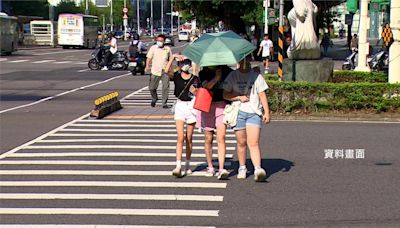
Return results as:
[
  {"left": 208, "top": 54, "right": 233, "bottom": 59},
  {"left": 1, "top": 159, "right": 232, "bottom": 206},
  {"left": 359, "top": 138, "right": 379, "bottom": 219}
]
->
[{"left": 287, "top": 0, "right": 321, "bottom": 60}]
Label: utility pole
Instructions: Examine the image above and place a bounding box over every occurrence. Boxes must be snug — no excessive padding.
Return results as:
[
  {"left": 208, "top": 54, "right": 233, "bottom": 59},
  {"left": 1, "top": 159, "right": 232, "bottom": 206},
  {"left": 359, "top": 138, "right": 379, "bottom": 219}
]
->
[
  {"left": 123, "top": 0, "right": 127, "bottom": 40},
  {"left": 171, "top": 0, "right": 173, "bottom": 35},
  {"left": 355, "top": 0, "right": 371, "bottom": 72},
  {"left": 151, "top": 0, "right": 154, "bottom": 37},
  {"left": 110, "top": 0, "right": 113, "bottom": 32},
  {"left": 137, "top": 0, "right": 140, "bottom": 35},
  {"left": 85, "top": 0, "right": 89, "bottom": 15},
  {"left": 389, "top": 0, "right": 400, "bottom": 83},
  {"left": 264, "top": 0, "right": 270, "bottom": 35},
  {"left": 161, "top": 0, "right": 164, "bottom": 34}
]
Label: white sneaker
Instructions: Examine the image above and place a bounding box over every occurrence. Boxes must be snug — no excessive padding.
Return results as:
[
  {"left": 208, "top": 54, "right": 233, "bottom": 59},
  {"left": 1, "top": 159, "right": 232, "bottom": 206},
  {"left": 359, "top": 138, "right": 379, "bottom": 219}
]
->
[
  {"left": 172, "top": 167, "right": 182, "bottom": 177},
  {"left": 185, "top": 167, "right": 192, "bottom": 175},
  {"left": 237, "top": 167, "right": 247, "bottom": 179},
  {"left": 254, "top": 167, "right": 267, "bottom": 182},
  {"left": 216, "top": 169, "right": 229, "bottom": 180},
  {"left": 101, "top": 66, "right": 108, "bottom": 71},
  {"left": 205, "top": 167, "right": 215, "bottom": 177}
]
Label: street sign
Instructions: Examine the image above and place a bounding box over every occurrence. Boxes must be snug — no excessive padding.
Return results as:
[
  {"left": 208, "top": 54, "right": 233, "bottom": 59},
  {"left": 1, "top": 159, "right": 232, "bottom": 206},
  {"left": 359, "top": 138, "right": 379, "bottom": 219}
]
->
[
  {"left": 123, "top": 7, "right": 128, "bottom": 13},
  {"left": 95, "top": 0, "right": 108, "bottom": 7},
  {"left": 123, "top": 14, "right": 128, "bottom": 19},
  {"left": 382, "top": 23, "right": 393, "bottom": 49},
  {"left": 345, "top": 14, "right": 353, "bottom": 25},
  {"left": 123, "top": 18, "right": 128, "bottom": 26}
]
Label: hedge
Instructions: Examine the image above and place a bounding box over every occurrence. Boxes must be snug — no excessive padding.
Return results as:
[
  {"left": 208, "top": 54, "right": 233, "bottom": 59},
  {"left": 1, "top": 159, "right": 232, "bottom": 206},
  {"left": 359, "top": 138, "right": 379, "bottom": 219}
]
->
[
  {"left": 266, "top": 81, "right": 400, "bottom": 113},
  {"left": 264, "top": 71, "right": 388, "bottom": 83}
]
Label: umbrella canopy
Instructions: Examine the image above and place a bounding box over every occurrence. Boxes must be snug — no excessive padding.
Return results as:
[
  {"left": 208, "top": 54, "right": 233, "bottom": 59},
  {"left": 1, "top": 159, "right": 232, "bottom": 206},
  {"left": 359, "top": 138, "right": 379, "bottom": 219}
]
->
[{"left": 182, "top": 31, "right": 256, "bottom": 67}]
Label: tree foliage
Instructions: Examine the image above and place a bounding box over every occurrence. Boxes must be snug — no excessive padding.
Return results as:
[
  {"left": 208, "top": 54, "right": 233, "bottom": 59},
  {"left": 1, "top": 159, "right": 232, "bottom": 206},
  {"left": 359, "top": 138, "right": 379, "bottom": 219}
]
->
[{"left": 2, "top": 0, "right": 49, "bottom": 19}]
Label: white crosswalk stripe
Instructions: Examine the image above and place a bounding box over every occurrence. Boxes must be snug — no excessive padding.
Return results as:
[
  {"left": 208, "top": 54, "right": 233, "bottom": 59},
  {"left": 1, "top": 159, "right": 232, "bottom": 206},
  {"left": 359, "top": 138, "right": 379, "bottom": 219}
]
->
[{"left": 0, "top": 86, "right": 237, "bottom": 227}]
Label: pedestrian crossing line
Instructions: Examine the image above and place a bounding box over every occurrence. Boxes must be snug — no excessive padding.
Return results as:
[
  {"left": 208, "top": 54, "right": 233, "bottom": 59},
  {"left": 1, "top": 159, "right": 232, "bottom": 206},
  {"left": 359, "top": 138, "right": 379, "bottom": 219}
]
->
[
  {"left": 0, "top": 160, "right": 232, "bottom": 167},
  {"left": 0, "top": 58, "right": 7, "bottom": 62},
  {"left": 0, "top": 170, "right": 229, "bottom": 178},
  {"left": 0, "top": 225, "right": 216, "bottom": 228},
  {"left": 77, "top": 119, "right": 176, "bottom": 123},
  {"left": 32, "top": 60, "right": 56, "bottom": 63},
  {"left": 70, "top": 124, "right": 178, "bottom": 128},
  {"left": 0, "top": 193, "right": 224, "bottom": 202},
  {"left": 104, "top": 115, "right": 175, "bottom": 119},
  {"left": 7, "top": 152, "right": 234, "bottom": 159},
  {"left": 0, "top": 181, "right": 227, "bottom": 188},
  {"left": 22, "top": 145, "right": 236, "bottom": 150},
  {"left": 9, "top": 59, "right": 29, "bottom": 63},
  {"left": 122, "top": 100, "right": 177, "bottom": 103},
  {"left": 38, "top": 139, "right": 237, "bottom": 143},
  {"left": 74, "top": 62, "right": 88, "bottom": 65},
  {"left": 49, "top": 133, "right": 237, "bottom": 138},
  {"left": 58, "top": 128, "right": 235, "bottom": 133},
  {"left": 0, "top": 208, "right": 219, "bottom": 217}
]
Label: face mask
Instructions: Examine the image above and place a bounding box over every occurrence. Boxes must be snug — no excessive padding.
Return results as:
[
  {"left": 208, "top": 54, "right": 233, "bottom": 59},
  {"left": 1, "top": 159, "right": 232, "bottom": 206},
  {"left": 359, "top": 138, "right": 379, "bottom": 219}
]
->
[
  {"left": 156, "top": 41, "right": 164, "bottom": 47},
  {"left": 181, "top": 64, "right": 191, "bottom": 72}
]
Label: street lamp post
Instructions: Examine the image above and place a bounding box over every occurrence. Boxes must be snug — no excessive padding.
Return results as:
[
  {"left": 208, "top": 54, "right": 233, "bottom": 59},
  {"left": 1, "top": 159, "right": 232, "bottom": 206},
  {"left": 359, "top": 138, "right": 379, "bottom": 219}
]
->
[
  {"left": 151, "top": 0, "right": 154, "bottom": 37},
  {"left": 171, "top": 0, "right": 173, "bottom": 35},
  {"left": 137, "top": 0, "right": 140, "bottom": 36},
  {"left": 110, "top": 0, "right": 113, "bottom": 32},
  {"left": 264, "top": 0, "right": 270, "bottom": 35},
  {"left": 85, "top": 0, "right": 89, "bottom": 15},
  {"left": 161, "top": 0, "right": 164, "bottom": 34},
  {"left": 123, "top": 0, "right": 127, "bottom": 41}
]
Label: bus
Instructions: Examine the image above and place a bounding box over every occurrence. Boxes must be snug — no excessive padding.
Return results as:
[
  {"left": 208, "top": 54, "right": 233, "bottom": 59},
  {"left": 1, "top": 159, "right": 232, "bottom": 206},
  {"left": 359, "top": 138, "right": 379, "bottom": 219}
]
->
[
  {"left": 57, "top": 14, "right": 99, "bottom": 49},
  {"left": 0, "top": 12, "right": 19, "bottom": 55}
]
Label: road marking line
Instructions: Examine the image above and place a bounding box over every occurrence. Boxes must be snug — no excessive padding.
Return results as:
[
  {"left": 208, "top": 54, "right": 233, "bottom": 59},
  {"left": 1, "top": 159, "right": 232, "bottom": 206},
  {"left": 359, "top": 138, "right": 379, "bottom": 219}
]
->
[
  {"left": 0, "top": 225, "right": 216, "bottom": 228},
  {"left": 32, "top": 60, "right": 56, "bottom": 63},
  {"left": 34, "top": 49, "right": 89, "bottom": 56},
  {"left": 271, "top": 119, "right": 400, "bottom": 124},
  {"left": 77, "top": 119, "right": 176, "bottom": 123},
  {"left": 78, "top": 69, "right": 90, "bottom": 72},
  {"left": 0, "top": 208, "right": 219, "bottom": 217},
  {"left": 59, "top": 128, "right": 234, "bottom": 133},
  {"left": 38, "top": 139, "right": 237, "bottom": 143},
  {"left": 75, "top": 62, "right": 88, "bottom": 65},
  {"left": 7, "top": 152, "right": 234, "bottom": 158},
  {"left": 22, "top": 145, "right": 235, "bottom": 150},
  {"left": 0, "top": 58, "right": 8, "bottom": 61},
  {"left": 0, "top": 160, "right": 231, "bottom": 166},
  {"left": 9, "top": 60, "right": 29, "bottom": 63},
  {"left": 0, "top": 73, "right": 130, "bottom": 114},
  {"left": 49, "top": 133, "right": 236, "bottom": 138},
  {"left": 54, "top": 61, "right": 71, "bottom": 64},
  {"left": 0, "top": 193, "right": 224, "bottom": 202},
  {"left": 0, "top": 170, "right": 222, "bottom": 177},
  {"left": 0, "top": 181, "right": 227, "bottom": 188},
  {"left": 70, "top": 124, "right": 177, "bottom": 128},
  {"left": 104, "top": 115, "right": 175, "bottom": 119}
]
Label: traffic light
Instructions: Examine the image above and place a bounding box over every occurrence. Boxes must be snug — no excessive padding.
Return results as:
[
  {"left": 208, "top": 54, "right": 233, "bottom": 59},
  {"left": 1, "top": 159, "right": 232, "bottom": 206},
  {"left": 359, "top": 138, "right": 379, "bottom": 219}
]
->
[{"left": 346, "top": 0, "right": 359, "bottom": 14}]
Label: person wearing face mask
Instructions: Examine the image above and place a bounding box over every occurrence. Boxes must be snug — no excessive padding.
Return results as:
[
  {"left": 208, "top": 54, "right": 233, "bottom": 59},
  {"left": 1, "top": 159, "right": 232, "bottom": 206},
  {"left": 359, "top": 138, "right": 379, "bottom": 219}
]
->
[
  {"left": 223, "top": 55, "right": 271, "bottom": 182},
  {"left": 165, "top": 54, "right": 200, "bottom": 177},
  {"left": 145, "top": 34, "right": 172, "bottom": 108},
  {"left": 198, "top": 65, "right": 232, "bottom": 180}
]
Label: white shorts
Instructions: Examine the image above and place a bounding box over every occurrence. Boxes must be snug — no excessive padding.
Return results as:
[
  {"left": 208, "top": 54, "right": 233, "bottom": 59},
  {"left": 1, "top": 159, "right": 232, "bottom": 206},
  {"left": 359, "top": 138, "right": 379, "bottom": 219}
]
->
[{"left": 174, "top": 100, "right": 197, "bottom": 124}]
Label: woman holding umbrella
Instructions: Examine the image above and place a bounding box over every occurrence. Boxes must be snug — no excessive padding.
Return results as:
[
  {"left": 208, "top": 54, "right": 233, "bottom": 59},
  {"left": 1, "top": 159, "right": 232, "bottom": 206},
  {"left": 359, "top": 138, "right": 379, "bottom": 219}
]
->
[
  {"left": 165, "top": 54, "right": 200, "bottom": 177},
  {"left": 223, "top": 55, "right": 271, "bottom": 182}
]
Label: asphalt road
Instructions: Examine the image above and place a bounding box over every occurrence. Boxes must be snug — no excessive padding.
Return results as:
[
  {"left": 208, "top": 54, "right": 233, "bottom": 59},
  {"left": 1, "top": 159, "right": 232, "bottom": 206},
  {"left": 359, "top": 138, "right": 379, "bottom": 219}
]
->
[{"left": 0, "top": 41, "right": 399, "bottom": 227}]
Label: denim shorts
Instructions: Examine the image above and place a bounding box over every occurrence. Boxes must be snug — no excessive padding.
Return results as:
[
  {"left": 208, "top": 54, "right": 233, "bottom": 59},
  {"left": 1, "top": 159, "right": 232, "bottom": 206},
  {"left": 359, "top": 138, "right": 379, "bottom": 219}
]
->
[{"left": 233, "top": 111, "right": 262, "bottom": 131}]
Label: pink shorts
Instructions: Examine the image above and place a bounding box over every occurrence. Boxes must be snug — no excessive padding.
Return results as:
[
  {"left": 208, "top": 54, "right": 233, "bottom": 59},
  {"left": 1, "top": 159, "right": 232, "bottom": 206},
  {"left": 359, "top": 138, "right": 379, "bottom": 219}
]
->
[{"left": 196, "top": 101, "right": 226, "bottom": 131}]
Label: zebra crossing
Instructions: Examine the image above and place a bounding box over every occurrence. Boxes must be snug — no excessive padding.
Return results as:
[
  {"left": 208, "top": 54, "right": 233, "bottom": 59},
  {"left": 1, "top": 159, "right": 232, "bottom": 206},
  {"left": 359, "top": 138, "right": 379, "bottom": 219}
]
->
[{"left": 0, "top": 85, "right": 237, "bottom": 227}]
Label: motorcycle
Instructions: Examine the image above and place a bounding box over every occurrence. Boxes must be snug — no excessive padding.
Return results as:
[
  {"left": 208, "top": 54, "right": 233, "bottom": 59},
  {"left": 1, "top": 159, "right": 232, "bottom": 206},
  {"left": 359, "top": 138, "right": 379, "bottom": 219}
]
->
[
  {"left": 88, "top": 45, "right": 129, "bottom": 70},
  {"left": 368, "top": 50, "right": 389, "bottom": 72},
  {"left": 129, "top": 53, "right": 147, "bottom": 75},
  {"left": 342, "top": 48, "right": 358, "bottom": 70}
]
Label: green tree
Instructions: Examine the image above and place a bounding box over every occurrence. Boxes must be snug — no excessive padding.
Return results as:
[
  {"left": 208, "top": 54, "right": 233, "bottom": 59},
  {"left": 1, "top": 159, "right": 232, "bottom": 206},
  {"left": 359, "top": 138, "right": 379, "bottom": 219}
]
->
[
  {"left": 55, "top": 0, "right": 82, "bottom": 19},
  {"left": 2, "top": 0, "right": 49, "bottom": 19}
]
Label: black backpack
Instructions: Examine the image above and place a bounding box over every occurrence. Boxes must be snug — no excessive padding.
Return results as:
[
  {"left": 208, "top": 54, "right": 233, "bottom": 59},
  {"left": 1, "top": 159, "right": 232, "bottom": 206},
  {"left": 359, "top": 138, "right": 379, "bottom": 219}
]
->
[{"left": 129, "top": 41, "right": 139, "bottom": 57}]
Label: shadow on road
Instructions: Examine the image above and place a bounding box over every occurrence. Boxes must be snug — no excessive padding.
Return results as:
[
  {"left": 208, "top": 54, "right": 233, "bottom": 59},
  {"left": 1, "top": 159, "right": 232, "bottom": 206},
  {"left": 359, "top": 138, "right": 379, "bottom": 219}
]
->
[{"left": 229, "top": 158, "right": 295, "bottom": 179}]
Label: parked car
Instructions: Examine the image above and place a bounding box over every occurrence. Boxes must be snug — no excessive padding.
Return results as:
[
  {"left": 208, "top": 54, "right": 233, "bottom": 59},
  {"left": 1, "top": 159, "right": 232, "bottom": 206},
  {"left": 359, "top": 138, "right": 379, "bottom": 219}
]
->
[
  {"left": 114, "top": 31, "right": 124, "bottom": 39},
  {"left": 178, "top": 31, "right": 190, "bottom": 42},
  {"left": 165, "top": 35, "right": 175, "bottom": 46}
]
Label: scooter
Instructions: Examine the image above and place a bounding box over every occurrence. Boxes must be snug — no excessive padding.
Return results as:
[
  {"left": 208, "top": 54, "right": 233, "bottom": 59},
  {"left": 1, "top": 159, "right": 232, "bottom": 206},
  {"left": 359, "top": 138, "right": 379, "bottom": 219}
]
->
[
  {"left": 368, "top": 50, "right": 389, "bottom": 72},
  {"left": 129, "top": 53, "right": 147, "bottom": 75},
  {"left": 342, "top": 48, "right": 358, "bottom": 70},
  {"left": 88, "top": 45, "right": 129, "bottom": 70}
]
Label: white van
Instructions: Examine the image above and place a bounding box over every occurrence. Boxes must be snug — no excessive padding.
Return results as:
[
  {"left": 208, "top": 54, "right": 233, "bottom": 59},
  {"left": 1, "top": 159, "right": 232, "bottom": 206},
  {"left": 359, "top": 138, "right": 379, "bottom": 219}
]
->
[{"left": 178, "top": 31, "right": 190, "bottom": 42}]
